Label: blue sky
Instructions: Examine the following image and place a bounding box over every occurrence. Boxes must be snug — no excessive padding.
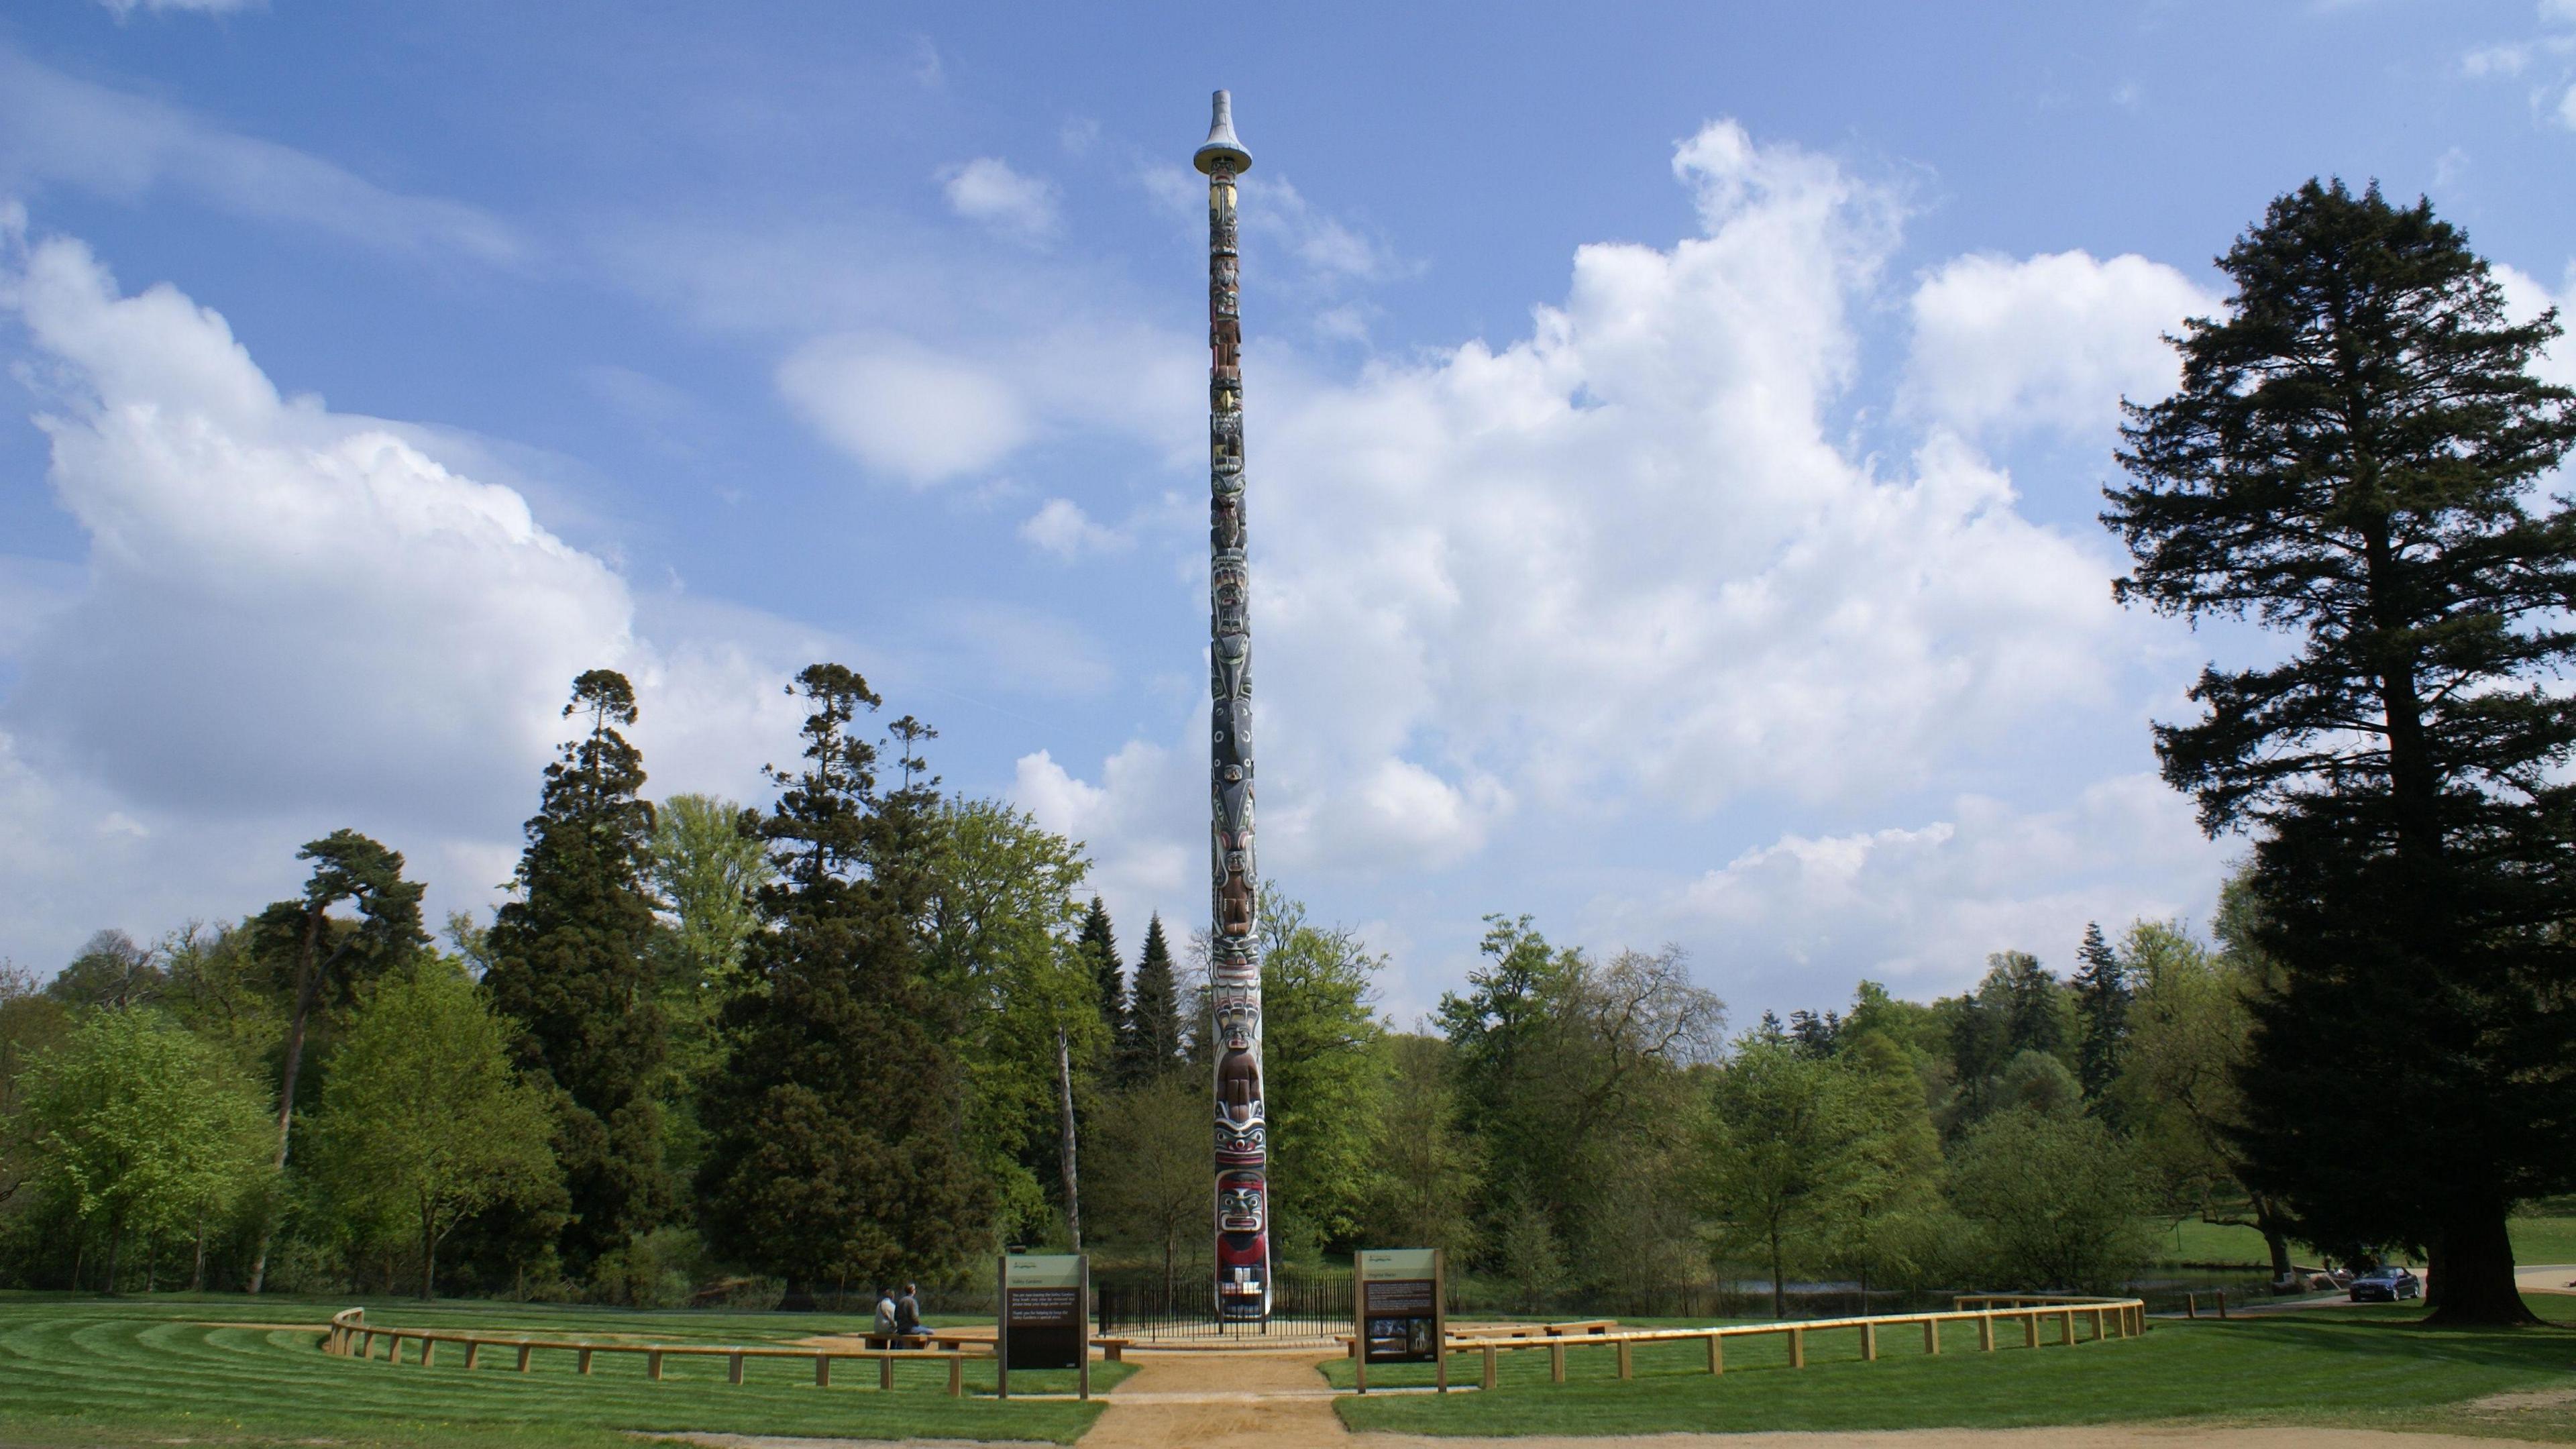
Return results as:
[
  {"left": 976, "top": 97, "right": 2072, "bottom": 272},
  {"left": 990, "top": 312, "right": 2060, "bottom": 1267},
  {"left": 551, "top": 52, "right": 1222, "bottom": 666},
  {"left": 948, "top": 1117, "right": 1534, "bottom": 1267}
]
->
[{"left": 2, "top": 0, "right": 2571, "bottom": 1027}]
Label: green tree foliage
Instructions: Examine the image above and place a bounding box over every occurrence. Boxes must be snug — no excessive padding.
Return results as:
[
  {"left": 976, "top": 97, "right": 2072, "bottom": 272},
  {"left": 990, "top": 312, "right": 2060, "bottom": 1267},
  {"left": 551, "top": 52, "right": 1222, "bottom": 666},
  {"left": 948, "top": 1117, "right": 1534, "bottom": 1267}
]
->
[
  {"left": 1087, "top": 1073, "right": 1205, "bottom": 1305},
  {"left": 696, "top": 666, "right": 993, "bottom": 1293},
  {"left": 1360, "top": 1034, "right": 1481, "bottom": 1261},
  {"left": 1816, "top": 1030, "right": 1948, "bottom": 1298},
  {"left": 1118, "top": 914, "right": 1185, "bottom": 1085},
  {"left": 310, "top": 961, "right": 559, "bottom": 1297},
  {"left": 1256, "top": 890, "right": 1387, "bottom": 1253},
  {"left": 244, "top": 829, "right": 427, "bottom": 1293},
  {"left": 914, "top": 797, "right": 1095, "bottom": 1244},
  {"left": 15, "top": 1010, "right": 272, "bottom": 1292},
  {"left": 44, "top": 931, "right": 167, "bottom": 1010},
  {"left": 1698, "top": 1035, "right": 1868, "bottom": 1318},
  {"left": 1935, "top": 952, "right": 2074, "bottom": 1131},
  {"left": 2106, "top": 180, "right": 2576, "bottom": 1324},
  {"left": 2110, "top": 911, "right": 2297, "bottom": 1282},
  {"left": 0, "top": 967, "right": 72, "bottom": 1215},
  {"left": 649, "top": 795, "right": 771, "bottom": 1061},
  {"left": 2070, "top": 922, "right": 2131, "bottom": 1105},
  {"left": 482, "top": 669, "right": 671, "bottom": 1274},
  {"left": 1438, "top": 918, "right": 1723, "bottom": 1285},
  {"left": 1948, "top": 1106, "right": 2157, "bottom": 1293}
]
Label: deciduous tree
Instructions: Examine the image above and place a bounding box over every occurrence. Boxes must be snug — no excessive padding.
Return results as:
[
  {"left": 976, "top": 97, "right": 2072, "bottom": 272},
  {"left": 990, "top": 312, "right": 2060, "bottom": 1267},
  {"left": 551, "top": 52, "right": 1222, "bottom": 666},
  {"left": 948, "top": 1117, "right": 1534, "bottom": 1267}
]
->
[{"left": 311, "top": 961, "right": 559, "bottom": 1297}]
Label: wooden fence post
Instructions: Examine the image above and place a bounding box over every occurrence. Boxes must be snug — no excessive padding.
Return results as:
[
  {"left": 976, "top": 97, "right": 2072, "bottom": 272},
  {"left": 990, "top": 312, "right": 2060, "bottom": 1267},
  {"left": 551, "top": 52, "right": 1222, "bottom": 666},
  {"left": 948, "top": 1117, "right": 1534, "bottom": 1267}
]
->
[
  {"left": 2021, "top": 1313, "right": 2038, "bottom": 1349},
  {"left": 1616, "top": 1341, "right": 1632, "bottom": 1380},
  {"left": 578, "top": 1348, "right": 593, "bottom": 1375},
  {"left": 2216, "top": 1290, "right": 2228, "bottom": 1320},
  {"left": 463, "top": 1341, "right": 480, "bottom": 1371},
  {"left": 2058, "top": 1309, "right": 2074, "bottom": 1346},
  {"left": 1707, "top": 1333, "right": 1723, "bottom": 1375},
  {"left": 947, "top": 1356, "right": 962, "bottom": 1398},
  {"left": 419, "top": 1338, "right": 435, "bottom": 1368},
  {"left": 1789, "top": 1327, "right": 1807, "bottom": 1369},
  {"left": 1977, "top": 1314, "right": 1994, "bottom": 1352},
  {"left": 728, "top": 1352, "right": 745, "bottom": 1385},
  {"left": 1860, "top": 1322, "right": 1877, "bottom": 1361},
  {"left": 1482, "top": 1345, "right": 1497, "bottom": 1391},
  {"left": 1550, "top": 1342, "right": 1566, "bottom": 1383},
  {"left": 816, "top": 1354, "right": 830, "bottom": 1387},
  {"left": 1923, "top": 1318, "right": 1940, "bottom": 1354},
  {"left": 647, "top": 1350, "right": 663, "bottom": 1382},
  {"left": 879, "top": 1355, "right": 894, "bottom": 1392}
]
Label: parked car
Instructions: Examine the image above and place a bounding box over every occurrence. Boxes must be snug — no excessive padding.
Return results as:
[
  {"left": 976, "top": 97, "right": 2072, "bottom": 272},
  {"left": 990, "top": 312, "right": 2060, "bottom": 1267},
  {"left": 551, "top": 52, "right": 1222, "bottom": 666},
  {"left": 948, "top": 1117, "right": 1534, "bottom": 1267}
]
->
[{"left": 2349, "top": 1266, "right": 2421, "bottom": 1302}]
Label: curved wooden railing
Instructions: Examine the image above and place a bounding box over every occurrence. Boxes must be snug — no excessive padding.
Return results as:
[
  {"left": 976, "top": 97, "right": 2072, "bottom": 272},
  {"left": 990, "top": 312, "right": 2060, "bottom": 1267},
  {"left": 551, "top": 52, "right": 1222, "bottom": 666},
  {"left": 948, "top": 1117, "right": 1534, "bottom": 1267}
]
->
[
  {"left": 323, "top": 1307, "right": 991, "bottom": 1397},
  {"left": 1371, "top": 1295, "right": 2149, "bottom": 1393}
]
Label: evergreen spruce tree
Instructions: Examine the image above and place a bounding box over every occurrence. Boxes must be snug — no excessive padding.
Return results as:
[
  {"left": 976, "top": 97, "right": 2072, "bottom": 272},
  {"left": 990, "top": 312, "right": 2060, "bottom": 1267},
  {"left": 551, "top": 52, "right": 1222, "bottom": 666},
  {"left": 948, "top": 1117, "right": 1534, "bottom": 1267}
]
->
[
  {"left": 1077, "top": 897, "right": 1125, "bottom": 1043},
  {"left": 2107, "top": 180, "right": 2576, "bottom": 1324},
  {"left": 1119, "top": 914, "right": 1185, "bottom": 1083},
  {"left": 481, "top": 670, "right": 671, "bottom": 1277},
  {"left": 2070, "top": 922, "right": 2131, "bottom": 1104},
  {"left": 695, "top": 665, "right": 994, "bottom": 1295}
]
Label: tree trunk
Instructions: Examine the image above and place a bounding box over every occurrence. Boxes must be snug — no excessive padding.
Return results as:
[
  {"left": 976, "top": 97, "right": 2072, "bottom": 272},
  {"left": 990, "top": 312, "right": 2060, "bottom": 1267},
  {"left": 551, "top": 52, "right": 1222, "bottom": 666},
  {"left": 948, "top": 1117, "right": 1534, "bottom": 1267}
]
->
[
  {"left": 1769, "top": 1224, "right": 1786, "bottom": 1320},
  {"left": 420, "top": 1199, "right": 437, "bottom": 1299},
  {"left": 1056, "top": 1027, "right": 1082, "bottom": 1251},
  {"left": 193, "top": 1212, "right": 209, "bottom": 1293},
  {"left": 2255, "top": 1202, "right": 2294, "bottom": 1288},
  {"left": 248, "top": 908, "right": 331, "bottom": 1295},
  {"left": 2425, "top": 1206, "right": 2536, "bottom": 1326}
]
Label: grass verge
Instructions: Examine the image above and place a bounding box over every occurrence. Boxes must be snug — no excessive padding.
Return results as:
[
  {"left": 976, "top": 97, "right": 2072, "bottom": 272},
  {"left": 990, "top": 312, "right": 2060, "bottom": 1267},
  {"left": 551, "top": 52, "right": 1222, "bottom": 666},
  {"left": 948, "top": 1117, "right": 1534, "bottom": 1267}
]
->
[
  {"left": 0, "top": 1292, "right": 1128, "bottom": 1449},
  {"left": 1332, "top": 1298, "right": 2576, "bottom": 1440}
]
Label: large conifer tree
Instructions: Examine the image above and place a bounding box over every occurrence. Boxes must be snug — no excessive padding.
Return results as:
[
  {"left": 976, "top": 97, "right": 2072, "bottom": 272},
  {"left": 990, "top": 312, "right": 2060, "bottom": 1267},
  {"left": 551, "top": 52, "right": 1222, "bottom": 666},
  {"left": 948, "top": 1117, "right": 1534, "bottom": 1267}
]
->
[
  {"left": 1077, "top": 897, "right": 1124, "bottom": 1042},
  {"left": 695, "top": 665, "right": 992, "bottom": 1295},
  {"left": 2070, "top": 922, "right": 2131, "bottom": 1106},
  {"left": 2106, "top": 180, "right": 2576, "bottom": 1324},
  {"left": 1119, "top": 913, "right": 1185, "bottom": 1083},
  {"left": 482, "top": 669, "right": 670, "bottom": 1276}
]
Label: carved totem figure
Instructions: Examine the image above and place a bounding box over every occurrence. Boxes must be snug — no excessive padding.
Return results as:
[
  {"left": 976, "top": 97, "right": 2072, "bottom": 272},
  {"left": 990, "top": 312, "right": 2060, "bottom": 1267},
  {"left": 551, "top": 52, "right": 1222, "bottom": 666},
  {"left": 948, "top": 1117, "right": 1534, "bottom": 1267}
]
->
[{"left": 1195, "top": 89, "right": 1269, "bottom": 1324}]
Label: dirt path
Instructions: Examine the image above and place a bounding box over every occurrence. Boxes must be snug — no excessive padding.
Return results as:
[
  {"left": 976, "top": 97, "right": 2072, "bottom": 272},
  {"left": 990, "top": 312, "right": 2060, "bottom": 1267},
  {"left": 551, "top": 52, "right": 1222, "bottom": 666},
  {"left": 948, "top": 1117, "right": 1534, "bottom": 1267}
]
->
[{"left": 1081, "top": 1349, "right": 1344, "bottom": 1448}]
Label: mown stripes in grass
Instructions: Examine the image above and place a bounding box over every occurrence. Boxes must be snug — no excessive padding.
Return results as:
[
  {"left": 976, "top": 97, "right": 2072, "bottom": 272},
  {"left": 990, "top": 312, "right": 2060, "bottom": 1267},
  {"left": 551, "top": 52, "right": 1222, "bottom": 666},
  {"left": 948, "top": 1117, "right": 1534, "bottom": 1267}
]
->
[{"left": 0, "top": 1294, "right": 1118, "bottom": 1448}]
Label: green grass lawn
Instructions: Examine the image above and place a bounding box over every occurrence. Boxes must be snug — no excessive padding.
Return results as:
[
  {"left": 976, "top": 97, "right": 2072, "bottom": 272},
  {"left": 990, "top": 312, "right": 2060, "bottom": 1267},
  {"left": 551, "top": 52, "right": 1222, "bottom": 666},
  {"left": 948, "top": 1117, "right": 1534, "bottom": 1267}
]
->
[
  {"left": 1332, "top": 1299, "right": 2576, "bottom": 1440},
  {"left": 2149, "top": 1214, "right": 2576, "bottom": 1269},
  {"left": 0, "top": 1292, "right": 1128, "bottom": 1449}
]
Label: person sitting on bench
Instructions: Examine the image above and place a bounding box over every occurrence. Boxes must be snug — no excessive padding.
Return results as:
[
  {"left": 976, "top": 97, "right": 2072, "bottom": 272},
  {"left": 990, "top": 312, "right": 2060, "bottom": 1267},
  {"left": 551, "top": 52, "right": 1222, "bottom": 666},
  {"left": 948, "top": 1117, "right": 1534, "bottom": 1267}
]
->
[
  {"left": 869, "top": 1287, "right": 898, "bottom": 1350},
  {"left": 894, "top": 1283, "right": 927, "bottom": 1345}
]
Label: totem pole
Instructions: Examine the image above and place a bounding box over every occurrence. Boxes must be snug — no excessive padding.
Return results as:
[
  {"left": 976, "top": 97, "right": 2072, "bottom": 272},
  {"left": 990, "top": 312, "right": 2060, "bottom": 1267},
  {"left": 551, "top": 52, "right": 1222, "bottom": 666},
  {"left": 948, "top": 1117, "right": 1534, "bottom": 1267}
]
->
[{"left": 1197, "top": 90, "right": 1270, "bottom": 1324}]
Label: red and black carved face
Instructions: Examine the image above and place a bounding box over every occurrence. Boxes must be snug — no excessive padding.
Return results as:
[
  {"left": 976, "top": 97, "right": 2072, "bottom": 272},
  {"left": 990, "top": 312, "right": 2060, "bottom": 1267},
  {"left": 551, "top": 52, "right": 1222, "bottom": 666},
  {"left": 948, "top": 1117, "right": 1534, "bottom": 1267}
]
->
[{"left": 1217, "top": 1171, "right": 1266, "bottom": 1235}]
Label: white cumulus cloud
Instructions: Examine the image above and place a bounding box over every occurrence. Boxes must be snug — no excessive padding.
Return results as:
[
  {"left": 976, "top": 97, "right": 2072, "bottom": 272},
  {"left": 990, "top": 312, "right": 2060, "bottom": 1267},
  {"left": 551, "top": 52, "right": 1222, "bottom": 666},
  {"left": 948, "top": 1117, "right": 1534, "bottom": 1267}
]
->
[
  {"left": 1020, "top": 498, "right": 1128, "bottom": 558},
  {"left": 0, "top": 229, "right": 809, "bottom": 967},
  {"left": 1022, "top": 121, "right": 2153, "bottom": 948},
  {"left": 1902, "top": 250, "right": 2216, "bottom": 442},
  {"left": 941, "top": 157, "right": 1060, "bottom": 241}
]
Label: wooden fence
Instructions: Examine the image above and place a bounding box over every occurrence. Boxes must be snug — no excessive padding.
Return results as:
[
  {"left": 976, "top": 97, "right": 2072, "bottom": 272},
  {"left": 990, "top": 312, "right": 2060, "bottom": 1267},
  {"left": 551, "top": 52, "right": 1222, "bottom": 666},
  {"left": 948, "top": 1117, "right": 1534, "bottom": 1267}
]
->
[
  {"left": 323, "top": 1308, "right": 985, "bottom": 1397},
  {"left": 1389, "top": 1295, "right": 2149, "bottom": 1393}
]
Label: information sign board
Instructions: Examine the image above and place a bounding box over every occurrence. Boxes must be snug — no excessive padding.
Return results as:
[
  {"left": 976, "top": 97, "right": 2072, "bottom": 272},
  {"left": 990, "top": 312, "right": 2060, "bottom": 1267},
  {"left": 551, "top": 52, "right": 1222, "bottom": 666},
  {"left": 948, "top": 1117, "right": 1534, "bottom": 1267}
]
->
[
  {"left": 1354, "top": 1246, "right": 1444, "bottom": 1392},
  {"left": 998, "top": 1253, "right": 1089, "bottom": 1399}
]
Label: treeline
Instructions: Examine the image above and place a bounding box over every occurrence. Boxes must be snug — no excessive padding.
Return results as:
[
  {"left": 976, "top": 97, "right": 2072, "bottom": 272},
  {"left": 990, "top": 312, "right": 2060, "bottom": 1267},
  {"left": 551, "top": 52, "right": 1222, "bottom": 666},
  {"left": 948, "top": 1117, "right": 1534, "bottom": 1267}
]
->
[{"left": 0, "top": 663, "right": 1388, "bottom": 1304}]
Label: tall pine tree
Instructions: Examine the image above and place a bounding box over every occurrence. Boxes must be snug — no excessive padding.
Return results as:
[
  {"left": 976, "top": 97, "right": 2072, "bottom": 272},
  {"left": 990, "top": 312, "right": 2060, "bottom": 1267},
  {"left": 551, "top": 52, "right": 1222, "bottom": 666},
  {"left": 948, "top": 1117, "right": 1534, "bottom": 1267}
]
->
[
  {"left": 1119, "top": 913, "right": 1185, "bottom": 1083},
  {"left": 482, "top": 669, "right": 670, "bottom": 1277},
  {"left": 1077, "top": 897, "right": 1125, "bottom": 1043},
  {"left": 2107, "top": 180, "right": 2576, "bottom": 1324},
  {"left": 695, "top": 666, "right": 993, "bottom": 1297},
  {"left": 2070, "top": 922, "right": 2131, "bottom": 1105}
]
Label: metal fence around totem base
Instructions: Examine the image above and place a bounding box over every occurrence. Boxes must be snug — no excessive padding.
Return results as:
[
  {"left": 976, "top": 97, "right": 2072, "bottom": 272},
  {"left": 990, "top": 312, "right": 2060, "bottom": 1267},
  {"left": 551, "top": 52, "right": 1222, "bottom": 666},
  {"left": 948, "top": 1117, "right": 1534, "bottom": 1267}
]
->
[{"left": 1095, "top": 1268, "right": 1444, "bottom": 1340}]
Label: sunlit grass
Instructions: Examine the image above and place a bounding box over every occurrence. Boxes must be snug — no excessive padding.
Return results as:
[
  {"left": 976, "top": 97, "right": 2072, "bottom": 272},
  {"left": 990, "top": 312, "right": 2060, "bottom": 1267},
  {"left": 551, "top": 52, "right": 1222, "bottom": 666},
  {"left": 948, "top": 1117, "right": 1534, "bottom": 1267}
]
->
[{"left": 0, "top": 1292, "right": 1123, "bottom": 1448}]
